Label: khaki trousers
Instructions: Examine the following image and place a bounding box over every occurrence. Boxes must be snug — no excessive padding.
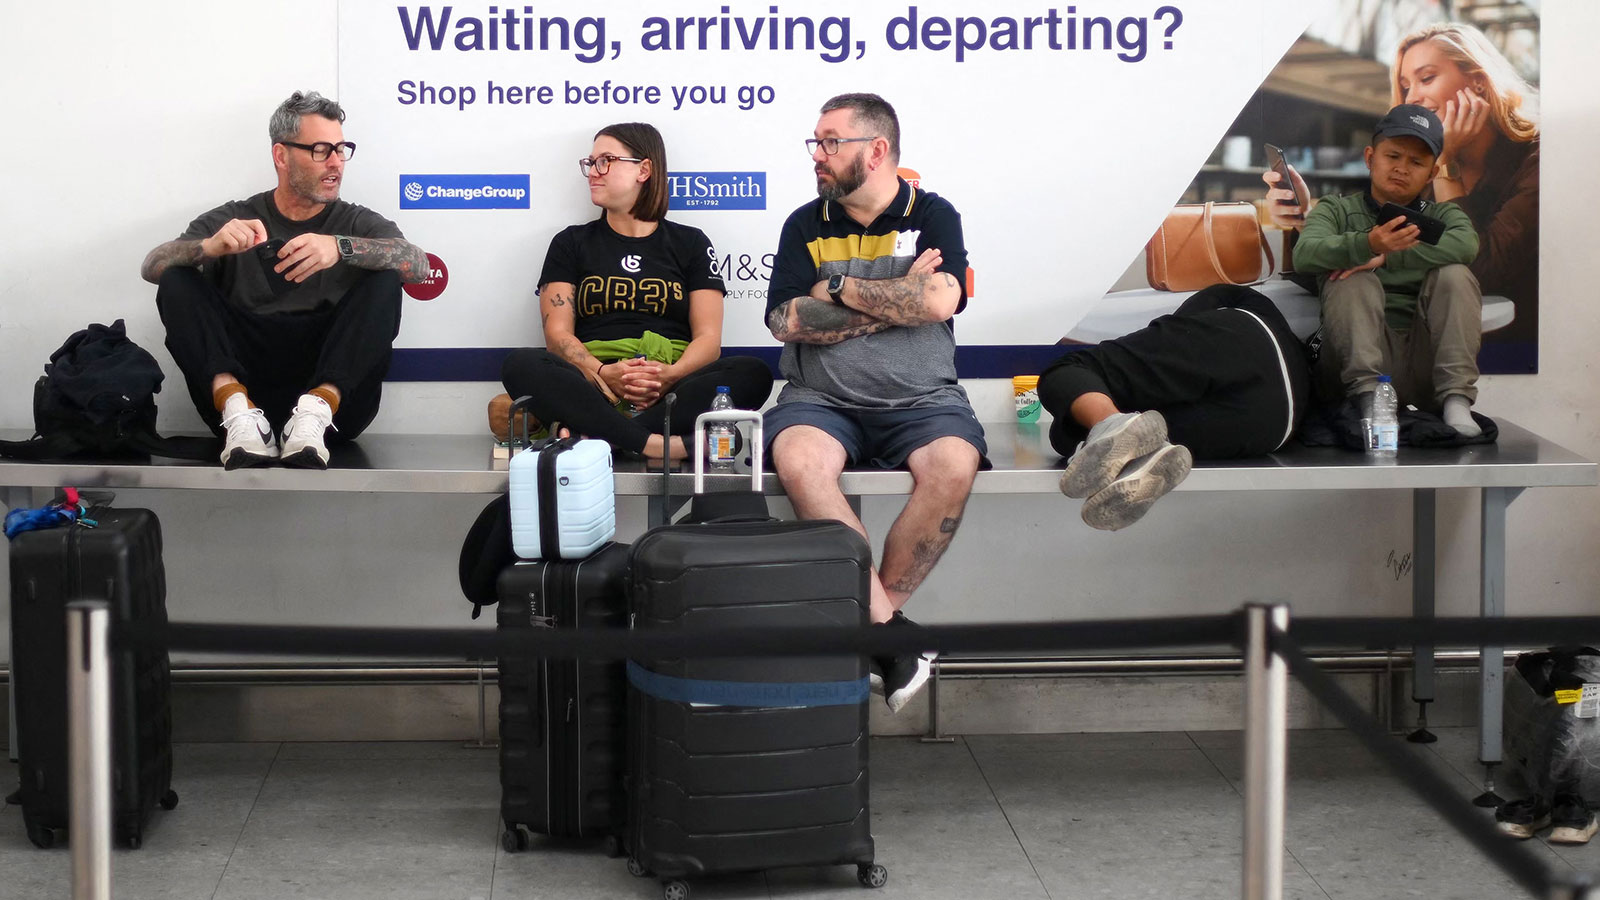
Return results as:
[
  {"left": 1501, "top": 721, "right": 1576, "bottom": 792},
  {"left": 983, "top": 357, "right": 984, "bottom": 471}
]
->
[{"left": 1316, "top": 264, "right": 1481, "bottom": 411}]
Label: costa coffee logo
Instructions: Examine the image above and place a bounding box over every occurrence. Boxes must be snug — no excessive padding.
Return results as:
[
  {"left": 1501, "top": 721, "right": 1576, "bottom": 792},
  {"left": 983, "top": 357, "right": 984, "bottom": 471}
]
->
[{"left": 403, "top": 253, "right": 449, "bottom": 301}]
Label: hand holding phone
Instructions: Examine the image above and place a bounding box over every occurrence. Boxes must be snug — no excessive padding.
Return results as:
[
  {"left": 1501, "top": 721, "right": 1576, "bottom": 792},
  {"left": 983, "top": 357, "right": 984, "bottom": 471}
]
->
[
  {"left": 1263, "top": 143, "right": 1308, "bottom": 209},
  {"left": 1376, "top": 202, "right": 1446, "bottom": 246},
  {"left": 253, "top": 239, "right": 296, "bottom": 296}
]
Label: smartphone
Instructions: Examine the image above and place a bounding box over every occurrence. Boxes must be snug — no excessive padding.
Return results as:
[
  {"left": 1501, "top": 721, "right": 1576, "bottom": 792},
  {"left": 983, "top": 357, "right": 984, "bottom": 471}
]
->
[
  {"left": 1376, "top": 202, "right": 1446, "bottom": 246},
  {"left": 1263, "top": 143, "right": 1307, "bottom": 209},
  {"left": 253, "top": 238, "right": 295, "bottom": 295}
]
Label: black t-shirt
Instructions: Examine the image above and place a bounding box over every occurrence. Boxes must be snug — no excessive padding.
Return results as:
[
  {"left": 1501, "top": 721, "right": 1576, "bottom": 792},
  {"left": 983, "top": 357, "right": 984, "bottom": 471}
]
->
[
  {"left": 179, "top": 191, "right": 405, "bottom": 314},
  {"left": 538, "top": 216, "right": 724, "bottom": 343}
]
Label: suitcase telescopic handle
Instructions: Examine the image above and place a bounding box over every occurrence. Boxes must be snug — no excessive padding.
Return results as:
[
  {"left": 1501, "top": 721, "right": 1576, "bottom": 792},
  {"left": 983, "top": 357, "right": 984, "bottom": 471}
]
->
[{"left": 693, "top": 409, "right": 764, "bottom": 494}]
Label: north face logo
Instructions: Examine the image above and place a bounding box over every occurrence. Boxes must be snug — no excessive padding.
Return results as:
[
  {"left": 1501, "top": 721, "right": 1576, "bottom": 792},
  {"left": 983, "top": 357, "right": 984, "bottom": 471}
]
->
[{"left": 1410, "top": 115, "right": 1430, "bottom": 129}]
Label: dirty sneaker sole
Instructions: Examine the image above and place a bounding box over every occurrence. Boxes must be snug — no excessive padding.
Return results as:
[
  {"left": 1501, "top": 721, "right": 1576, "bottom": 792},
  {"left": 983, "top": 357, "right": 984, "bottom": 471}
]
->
[
  {"left": 1550, "top": 816, "right": 1598, "bottom": 844},
  {"left": 1495, "top": 814, "right": 1551, "bottom": 840},
  {"left": 1080, "top": 443, "right": 1193, "bottom": 531},
  {"left": 1060, "top": 411, "right": 1170, "bottom": 499}
]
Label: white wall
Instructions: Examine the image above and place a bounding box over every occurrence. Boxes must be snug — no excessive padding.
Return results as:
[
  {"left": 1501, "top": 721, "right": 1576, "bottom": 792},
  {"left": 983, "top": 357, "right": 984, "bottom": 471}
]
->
[{"left": 2, "top": 2, "right": 1596, "bottom": 664}]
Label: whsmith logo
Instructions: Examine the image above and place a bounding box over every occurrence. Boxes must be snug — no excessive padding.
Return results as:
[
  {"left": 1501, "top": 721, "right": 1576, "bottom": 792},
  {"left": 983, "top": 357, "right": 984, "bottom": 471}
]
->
[
  {"left": 668, "top": 172, "right": 765, "bottom": 211},
  {"left": 399, "top": 174, "right": 530, "bottom": 209}
]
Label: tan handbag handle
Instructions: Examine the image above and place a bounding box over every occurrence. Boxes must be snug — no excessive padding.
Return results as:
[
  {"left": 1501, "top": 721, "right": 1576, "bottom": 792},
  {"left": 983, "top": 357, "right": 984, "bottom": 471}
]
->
[{"left": 1200, "top": 201, "right": 1276, "bottom": 286}]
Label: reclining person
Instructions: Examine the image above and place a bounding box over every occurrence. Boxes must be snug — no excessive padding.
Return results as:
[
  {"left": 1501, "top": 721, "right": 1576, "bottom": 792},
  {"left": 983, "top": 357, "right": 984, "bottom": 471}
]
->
[
  {"left": 1041, "top": 284, "right": 1312, "bottom": 530},
  {"left": 1292, "top": 104, "right": 1483, "bottom": 437},
  {"left": 141, "top": 90, "right": 428, "bottom": 469}
]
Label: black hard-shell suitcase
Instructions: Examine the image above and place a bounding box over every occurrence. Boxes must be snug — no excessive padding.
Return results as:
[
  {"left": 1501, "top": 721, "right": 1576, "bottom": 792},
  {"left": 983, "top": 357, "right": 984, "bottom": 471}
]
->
[
  {"left": 625, "top": 507, "right": 885, "bottom": 897},
  {"left": 9, "top": 506, "right": 178, "bottom": 849},
  {"left": 496, "top": 541, "right": 630, "bottom": 854}
]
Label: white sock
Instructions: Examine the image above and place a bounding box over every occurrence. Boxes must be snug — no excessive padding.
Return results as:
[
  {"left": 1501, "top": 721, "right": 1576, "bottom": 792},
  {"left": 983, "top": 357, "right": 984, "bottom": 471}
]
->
[
  {"left": 1442, "top": 394, "right": 1481, "bottom": 438},
  {"left": 221, "top": 392, "right": 249, "bottom": 420}
]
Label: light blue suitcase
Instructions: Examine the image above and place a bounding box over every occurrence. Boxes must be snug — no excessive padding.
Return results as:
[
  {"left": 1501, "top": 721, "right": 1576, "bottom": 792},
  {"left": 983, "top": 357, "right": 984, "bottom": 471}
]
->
[{"left": 509, "top": 437, "right": 616, "bottom": 559}]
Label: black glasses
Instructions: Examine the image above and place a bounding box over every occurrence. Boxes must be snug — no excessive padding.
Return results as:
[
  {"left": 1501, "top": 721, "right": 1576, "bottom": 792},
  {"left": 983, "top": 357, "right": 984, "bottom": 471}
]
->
[
  {"left": 805, "top": 136, "right": 877, "bottom": 156},
  {"left": 579, "top": 155, "right": 644, "bottom": 176},
  {"left": 280, "top": 140, "right": 357, "bottom": 162}
]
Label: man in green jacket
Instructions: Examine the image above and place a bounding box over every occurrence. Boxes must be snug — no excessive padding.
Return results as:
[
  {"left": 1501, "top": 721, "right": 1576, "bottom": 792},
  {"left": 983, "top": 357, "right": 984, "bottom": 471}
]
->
[{"left": 1294, "top": 104, "right": 1484, "bottom": 437}]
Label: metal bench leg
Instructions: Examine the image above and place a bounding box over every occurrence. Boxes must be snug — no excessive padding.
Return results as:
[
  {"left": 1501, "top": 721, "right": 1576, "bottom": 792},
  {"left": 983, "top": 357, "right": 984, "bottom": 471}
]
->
[
  {"left": 920, "top": 658, "right": 954, "bottom": 743},
  {"left": 1474, "top": 486, "right": 1522, "bottom": 807},
  {"left": 1408, "top": 488, "right": 1438, "bottom": 743},
  {"left": 464, "top": 659, "right": 497, "bottom": 750}
]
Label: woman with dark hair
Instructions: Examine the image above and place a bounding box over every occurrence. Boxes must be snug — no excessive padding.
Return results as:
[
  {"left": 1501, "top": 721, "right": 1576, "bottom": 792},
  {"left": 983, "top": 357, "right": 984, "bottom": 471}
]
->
[{"left": 501, "top": 123, "right": 772, "bottom": 459}]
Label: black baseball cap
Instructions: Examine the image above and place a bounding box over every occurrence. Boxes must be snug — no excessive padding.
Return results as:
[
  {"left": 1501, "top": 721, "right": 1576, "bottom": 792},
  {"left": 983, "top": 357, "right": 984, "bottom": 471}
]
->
[{"left": 1373, "top": 104, "right": 1444, "bottom": 157}]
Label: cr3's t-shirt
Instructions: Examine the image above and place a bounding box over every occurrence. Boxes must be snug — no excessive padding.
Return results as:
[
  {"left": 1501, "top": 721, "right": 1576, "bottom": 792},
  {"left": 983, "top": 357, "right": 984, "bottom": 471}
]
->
[
  {"left": 538, "top": 215, "right": 725, "bottom": 343},
  {"left": 178, "top": 190, "right": 406, "bottom": 315}
]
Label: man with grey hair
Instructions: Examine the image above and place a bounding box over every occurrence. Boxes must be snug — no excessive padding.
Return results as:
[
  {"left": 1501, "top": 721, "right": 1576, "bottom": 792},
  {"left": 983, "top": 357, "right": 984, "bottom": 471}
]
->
[
  {"left": 142, "top": 90, "right": 428, "bottom": 469},
  {"left": 764, "top": 92, "right": 985, "bottom": 713}
]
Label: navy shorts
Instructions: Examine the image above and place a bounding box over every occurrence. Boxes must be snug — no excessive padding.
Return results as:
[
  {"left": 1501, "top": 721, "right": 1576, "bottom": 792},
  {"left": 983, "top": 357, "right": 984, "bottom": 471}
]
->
[{"left": 763, "top": 402, "right": 990, "bottom": 470}]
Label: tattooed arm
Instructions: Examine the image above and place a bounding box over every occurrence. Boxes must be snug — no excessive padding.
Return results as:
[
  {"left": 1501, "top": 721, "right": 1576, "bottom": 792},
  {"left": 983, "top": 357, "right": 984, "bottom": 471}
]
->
[
  {"left": 830, "top": 247, "right": 962, "bottom": 325},
  {"left": 766, "top": 295, "right": 896, "bottom": 345},
  {"left": 540, "top": 281, "right": 621, "bottom": 402},
  {"left": 344, "top": 236, "right": 431, "bottom": 283},
  {"left": 141, "top": 240, "right": 209, "bottom": 284}
]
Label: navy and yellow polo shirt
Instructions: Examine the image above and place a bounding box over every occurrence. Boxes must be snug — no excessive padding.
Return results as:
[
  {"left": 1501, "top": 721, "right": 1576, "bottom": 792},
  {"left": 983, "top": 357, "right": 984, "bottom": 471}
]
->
[{"left": 766, "top": 178, "right": 971, "bottom": 410}]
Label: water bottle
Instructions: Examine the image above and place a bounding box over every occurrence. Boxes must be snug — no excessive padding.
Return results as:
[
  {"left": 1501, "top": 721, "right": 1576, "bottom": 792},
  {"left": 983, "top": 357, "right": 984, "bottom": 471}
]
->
[
  {"left": 706, "top": 386, "right": 737, "bottom": 473},
  {"left": 1369, "top": 375, "right": 1399, "bottom": 457}
]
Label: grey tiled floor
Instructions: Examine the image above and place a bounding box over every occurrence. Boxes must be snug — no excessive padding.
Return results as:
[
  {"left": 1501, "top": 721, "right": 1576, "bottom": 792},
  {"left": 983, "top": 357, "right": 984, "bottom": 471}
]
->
[{"left": 1, "top": 728, "right": 1591, "bottom": 899}]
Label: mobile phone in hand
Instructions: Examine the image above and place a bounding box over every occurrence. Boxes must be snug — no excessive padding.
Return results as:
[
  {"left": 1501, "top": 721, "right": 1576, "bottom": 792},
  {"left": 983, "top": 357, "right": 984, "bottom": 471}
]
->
[
  {"left": 1263, "top": 143, "right": 1307, "bottom": 209},
  {"left": 253, "top": 238, "right": 295, "bottom": 295},
  {"left": 1376, "top": 202, "right": 1446, "bottom": 246}
]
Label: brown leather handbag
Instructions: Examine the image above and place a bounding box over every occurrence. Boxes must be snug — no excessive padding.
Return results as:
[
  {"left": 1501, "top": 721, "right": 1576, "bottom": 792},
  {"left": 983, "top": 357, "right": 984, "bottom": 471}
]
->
[{"left": 1145, "top": 201, "right": 1275, "bottom": 291}]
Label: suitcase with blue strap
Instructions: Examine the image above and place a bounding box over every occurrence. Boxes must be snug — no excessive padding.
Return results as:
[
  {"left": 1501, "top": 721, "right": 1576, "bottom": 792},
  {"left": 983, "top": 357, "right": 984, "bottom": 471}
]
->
[{"left": 623, "top": 409, "right": 886, "bottom": 897}]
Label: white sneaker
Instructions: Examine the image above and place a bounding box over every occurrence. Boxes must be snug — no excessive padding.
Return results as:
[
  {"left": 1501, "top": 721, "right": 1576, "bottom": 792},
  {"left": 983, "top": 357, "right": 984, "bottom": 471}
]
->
[
  {"left": 280, "top": 395, "right": 336, "bottom": 469},
  {"left": 219, "top": 407, "right": 278, "bottom": 470}
]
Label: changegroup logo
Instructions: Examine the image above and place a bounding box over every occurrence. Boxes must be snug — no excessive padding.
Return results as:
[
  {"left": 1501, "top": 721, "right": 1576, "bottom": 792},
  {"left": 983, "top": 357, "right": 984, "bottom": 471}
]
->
[
  {"left": 403, "top": 253, "right": 449, "bottom": 301},
  {"left": 399, "top": 174, "right": 530, "bottom": 210},
  {"left": 667, "top": 172, "right": 765, "bottom": 211}
]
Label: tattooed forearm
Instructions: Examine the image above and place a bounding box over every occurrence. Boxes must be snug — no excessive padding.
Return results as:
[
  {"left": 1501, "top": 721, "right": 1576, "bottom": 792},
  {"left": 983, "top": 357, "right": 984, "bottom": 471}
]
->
[
  {"left": 766, "top": 297, "right": 894, "bottom": 345},
  {"left": 346, "top": 237, "right": 431, "bottom": 283},
  {"left": 850, "top": 271, "right": 960, "bottom": 325},
  {"left": 140, "top": 240, "right": 207, "bottom": 284}
]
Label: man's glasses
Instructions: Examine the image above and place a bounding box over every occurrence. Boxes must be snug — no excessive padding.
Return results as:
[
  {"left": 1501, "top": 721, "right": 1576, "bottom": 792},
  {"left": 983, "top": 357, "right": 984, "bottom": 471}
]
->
[
  {"left": 279, "top": 141, "right": 357, "bottom": 162},
  {"left": 805, "top": 136, "right": 877, "bottom": 156},
  {"left": 579, "top": 155, "right": 644, "bottom": 176}
]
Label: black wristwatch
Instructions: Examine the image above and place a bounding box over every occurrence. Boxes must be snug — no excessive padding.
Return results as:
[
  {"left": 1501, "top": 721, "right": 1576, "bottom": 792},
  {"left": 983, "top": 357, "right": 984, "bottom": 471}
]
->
[
  {"left": 336, "top": 235, "right": 356, "bottom": 261},
  {"left": 826, "top": 273, "right": 846, "bottom": 305}
]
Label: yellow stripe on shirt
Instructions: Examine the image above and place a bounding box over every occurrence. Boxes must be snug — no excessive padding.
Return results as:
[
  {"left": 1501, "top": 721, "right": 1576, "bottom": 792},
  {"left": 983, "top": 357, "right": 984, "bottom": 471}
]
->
[{"left": 807, "top": 232, "right": 902, "bottom": 267}]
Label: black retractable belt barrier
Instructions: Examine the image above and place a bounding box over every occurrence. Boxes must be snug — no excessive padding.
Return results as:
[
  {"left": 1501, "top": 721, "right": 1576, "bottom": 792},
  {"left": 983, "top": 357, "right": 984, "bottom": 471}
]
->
[{"left": 1270, "top": 629, "right": 1554, "bottom": 898}]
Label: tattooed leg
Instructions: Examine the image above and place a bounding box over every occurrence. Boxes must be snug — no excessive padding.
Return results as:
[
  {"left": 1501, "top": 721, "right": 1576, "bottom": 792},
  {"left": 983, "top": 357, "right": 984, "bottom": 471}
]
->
[{"left": 879, "top": 437, "right": 980, "bottom": 610}]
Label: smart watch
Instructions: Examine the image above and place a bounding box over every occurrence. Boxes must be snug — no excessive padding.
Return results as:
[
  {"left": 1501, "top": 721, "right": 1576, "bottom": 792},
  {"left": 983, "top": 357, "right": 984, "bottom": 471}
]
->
[
  {"left": 826, "top": 273, "right": 846, "bottom": 305},
  {"left": 336, "top": 235, "right": 356, "bottom": 261}
]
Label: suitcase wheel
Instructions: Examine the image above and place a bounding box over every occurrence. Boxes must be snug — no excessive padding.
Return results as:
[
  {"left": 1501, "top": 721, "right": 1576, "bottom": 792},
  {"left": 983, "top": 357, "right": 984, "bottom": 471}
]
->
[
  {"left": 160, "top": 790, "right": 180, "bottom": 811},
  {"left": 26, "top": 823, "right": 56, "bottom": 849},
  {"left": 857, "top": 864, "right": 888, "bottom": 889},
  {"left": 602, "top": 834, "right": 624, "bottom": 858},
  {"left": 662, "top": 879, "right": 690, "bottom": 900},
  {"left": 626, "top": 856, "right": 650, "bottom": 877},
  {"left": 125, "top": 832, "right": 142, "bottom": 851},
  {"left": 500, "top": 826, "right": 529, "bottom": 853}
]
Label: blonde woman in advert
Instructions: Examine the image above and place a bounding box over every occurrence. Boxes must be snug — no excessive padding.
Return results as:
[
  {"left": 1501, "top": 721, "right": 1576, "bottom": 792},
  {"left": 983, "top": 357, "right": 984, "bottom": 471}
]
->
[{"left": 500, "top": 122, "right": 772, "bottom": 460}]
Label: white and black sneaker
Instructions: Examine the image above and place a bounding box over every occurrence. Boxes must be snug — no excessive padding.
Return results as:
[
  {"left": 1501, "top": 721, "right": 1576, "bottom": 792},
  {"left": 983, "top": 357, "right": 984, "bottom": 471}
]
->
[
  {"left": 280, "top": 395, "right": 335, "bottom": 469},
  {"left": 219, "top": 406, "right": 278, "bottom": 470},
  {"left": 875, "top": 611, "right": 935, "bottom": 713}
]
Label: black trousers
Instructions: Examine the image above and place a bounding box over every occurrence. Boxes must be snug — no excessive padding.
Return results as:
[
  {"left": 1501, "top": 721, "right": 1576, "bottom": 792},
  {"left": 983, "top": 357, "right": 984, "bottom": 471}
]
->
[
  {"left": 156, "top": 267, "right": 402, "bottom": 440},
  {"left": 500, "top": 348, "right": 774, "bottom": 453},
  {"left": 1039, "top": 284, "right": 1312, "bottom": 460}
]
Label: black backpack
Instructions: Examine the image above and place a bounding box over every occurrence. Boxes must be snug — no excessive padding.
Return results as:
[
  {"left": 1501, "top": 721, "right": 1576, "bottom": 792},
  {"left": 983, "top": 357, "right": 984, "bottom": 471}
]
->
[{"left": 0, "top": 320, "right": 218, "bottom": 462}]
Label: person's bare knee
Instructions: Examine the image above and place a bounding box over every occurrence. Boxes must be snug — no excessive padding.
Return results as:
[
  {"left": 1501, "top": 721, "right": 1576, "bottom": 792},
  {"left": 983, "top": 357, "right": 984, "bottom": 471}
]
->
[
  {"left": 771, "top": 426, "right": 850, "bottom": 515},
  {"left": 905, "top": 437, "right": 980, "bottom": 502}
]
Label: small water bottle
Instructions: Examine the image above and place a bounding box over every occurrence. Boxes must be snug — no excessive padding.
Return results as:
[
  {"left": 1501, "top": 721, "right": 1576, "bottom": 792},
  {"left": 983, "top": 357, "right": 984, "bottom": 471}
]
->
[
  {"left": 1369, "top": 375, "right": 1399, "bottom": 458},
  {"left": 706, "top": 386, "right": 737, "bottom": 473}
]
